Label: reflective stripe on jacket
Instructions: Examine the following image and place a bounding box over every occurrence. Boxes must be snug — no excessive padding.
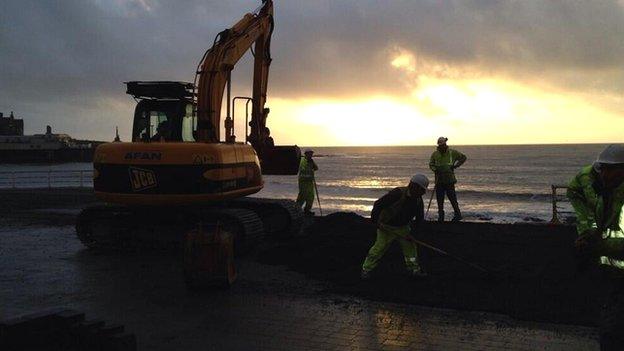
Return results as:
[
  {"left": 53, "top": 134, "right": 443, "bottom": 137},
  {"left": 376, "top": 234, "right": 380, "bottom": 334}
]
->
[
  {"left": 567, "top": 165, "right": 624, "bottom": 268},
  {"left": 298, "top": 157, "right": 316, "bottom": 182},
  {"left": 429, "top": 149, "right": 466, "bottom": 185}
]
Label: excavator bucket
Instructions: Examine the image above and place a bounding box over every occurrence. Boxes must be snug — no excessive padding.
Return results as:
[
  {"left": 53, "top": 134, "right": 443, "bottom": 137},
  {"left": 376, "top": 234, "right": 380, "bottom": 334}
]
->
[
  {"left": 260, "top": 145, "right": 301, "bottom": 175},
  {"left": 184, "top": 224, "right": 236, "bottom": 289}
]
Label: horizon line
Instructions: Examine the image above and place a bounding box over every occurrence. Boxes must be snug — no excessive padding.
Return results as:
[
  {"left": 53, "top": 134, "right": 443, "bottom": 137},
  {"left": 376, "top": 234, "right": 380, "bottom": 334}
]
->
[{"left": 299, "top": 141, "right": 619, "bottom": 148}]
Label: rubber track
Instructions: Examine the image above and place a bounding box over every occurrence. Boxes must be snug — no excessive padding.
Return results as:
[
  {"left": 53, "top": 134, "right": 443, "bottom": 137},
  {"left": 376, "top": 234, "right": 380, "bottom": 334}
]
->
[
  {"left": 75, "top": 205, "right": 264, "bottom": 254},
  {"left": 224, "top": 198, "right": 303, "bottom": 239},
  {"left": 204, "top": 207, "right": 264, "bottom": 253}
]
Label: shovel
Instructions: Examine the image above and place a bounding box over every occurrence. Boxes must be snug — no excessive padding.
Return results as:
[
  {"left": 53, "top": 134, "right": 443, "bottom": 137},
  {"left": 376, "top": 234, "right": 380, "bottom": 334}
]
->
[
  {"left": 425, "top": 185, "right": 436, "bottom": 220},
  {"left": 405, "top": 235, "right": 499, "bottom": 278},
  {"left": 313, "top": 178, "right": 323, "bottom": 216}
]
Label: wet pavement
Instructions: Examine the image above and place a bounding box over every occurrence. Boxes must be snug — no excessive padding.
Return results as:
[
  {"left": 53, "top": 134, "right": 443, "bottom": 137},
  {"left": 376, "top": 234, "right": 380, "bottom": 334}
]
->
[
  {"left": 0, "top": 216, "right": 600, "bottom": 351},
  {"left": 258, "top": 212, "right": 613, "bottom": 327}
]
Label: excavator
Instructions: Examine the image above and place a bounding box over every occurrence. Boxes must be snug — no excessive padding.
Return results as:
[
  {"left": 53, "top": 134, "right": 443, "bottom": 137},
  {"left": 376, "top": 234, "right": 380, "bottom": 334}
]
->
[{"left": 76, "top": 0, "right": 302, "bottom": 254}]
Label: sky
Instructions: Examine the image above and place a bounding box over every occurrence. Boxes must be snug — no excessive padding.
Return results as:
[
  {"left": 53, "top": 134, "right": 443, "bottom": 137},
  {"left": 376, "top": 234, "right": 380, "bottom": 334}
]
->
[{"left": 1, "top": 0, "right": 624, "bottom": 146}]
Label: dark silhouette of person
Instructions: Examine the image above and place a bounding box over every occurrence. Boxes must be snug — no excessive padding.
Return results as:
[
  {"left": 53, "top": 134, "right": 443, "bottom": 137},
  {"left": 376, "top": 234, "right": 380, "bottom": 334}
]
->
[{"left": 152, "top": 120, "right": 171, "bottom": 142}]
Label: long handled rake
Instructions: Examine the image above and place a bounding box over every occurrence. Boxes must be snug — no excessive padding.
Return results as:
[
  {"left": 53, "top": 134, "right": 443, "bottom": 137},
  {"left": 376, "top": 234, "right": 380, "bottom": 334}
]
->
[
  {"left": 425, "top": 185, "right": 436, "bottom": 220},
  {"left": 405, "top": 235, "right": 499, "bottom": 278},
  {"left": 313, "top": 178, "right": 323, "bottom": 216}
]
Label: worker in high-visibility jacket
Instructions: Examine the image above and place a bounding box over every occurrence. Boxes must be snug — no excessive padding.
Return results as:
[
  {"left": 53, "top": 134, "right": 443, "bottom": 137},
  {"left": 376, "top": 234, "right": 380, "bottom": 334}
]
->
[
  {"left": 361, "top": 174, "right": 429, "bottom": 280},
  {"left": 567, "top": 144, "right": 624, "bottom": 350},
  {"left": 429, "top": 137, "right": 467, "bottom": 222},
  {"left": 568, "top": 144, "right": 624, "bottom": 265},
  {"left": 296, "top": 149, "right": 318, "bottom": 215}
]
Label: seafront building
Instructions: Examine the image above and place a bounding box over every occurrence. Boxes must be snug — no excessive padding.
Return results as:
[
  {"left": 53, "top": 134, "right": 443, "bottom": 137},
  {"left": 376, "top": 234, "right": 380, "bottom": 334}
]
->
[
  {"left": 0, "top": 111, "right": 24, "bottom": 136},
  {"left": 0, "top": 111, "right": 101, "bottom": 163}
]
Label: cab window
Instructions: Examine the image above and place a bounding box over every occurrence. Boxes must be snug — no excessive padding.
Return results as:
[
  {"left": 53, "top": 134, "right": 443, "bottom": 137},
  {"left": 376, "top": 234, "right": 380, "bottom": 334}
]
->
[
  {"left": 181, "top": 104, "right": 196, "bottom": 142},
  {"left": 135, "top": 110, "right": 170, "bottom": 141}
]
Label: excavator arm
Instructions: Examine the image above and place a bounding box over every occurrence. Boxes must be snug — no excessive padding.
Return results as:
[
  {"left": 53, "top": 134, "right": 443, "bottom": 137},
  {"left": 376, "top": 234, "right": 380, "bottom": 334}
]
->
[
  {"left": 195, "top": 0, "right": 299, "bottom": 175},
  {"left": 195, "top": 0, "right": 272, "bottom": 143}
]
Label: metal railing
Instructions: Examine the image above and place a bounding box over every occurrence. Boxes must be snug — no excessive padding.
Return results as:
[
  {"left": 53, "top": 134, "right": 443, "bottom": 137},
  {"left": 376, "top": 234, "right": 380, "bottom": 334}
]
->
[
  {"left": 0, "top": 170, "right": 94, "bottom": 189},
  {"left": 550, "top": 184, "right": 572, "bottom": 224}
]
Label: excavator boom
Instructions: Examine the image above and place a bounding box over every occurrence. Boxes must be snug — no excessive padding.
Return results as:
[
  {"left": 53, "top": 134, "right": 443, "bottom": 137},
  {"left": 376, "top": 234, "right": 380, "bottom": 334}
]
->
[
  {"left": 195, "top": 3, "right": 266, "bottom": 140},
  {"left": 194, "top": 0, "right": 298, "bottom": 174}
]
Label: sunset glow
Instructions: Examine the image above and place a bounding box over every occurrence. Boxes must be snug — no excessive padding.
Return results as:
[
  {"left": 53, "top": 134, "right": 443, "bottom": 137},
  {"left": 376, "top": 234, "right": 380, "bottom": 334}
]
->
[
  {"left": 3, "top": 1, "right": 623, "bottom": 146},
  {"left": 265, "top": 65, "right": 624, "bottom": 146}
]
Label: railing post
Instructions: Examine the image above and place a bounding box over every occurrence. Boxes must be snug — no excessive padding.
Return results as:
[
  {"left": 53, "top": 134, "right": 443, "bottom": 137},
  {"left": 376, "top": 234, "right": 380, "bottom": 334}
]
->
[
  {"left": 80, "top": 171, "right": 84, "bottom": 188},
  {"left": 550, "top": 185, "right": 560, "bottom": 224},
  {"left": 48, "top": 169, "right": 51, "bottom": 189}
]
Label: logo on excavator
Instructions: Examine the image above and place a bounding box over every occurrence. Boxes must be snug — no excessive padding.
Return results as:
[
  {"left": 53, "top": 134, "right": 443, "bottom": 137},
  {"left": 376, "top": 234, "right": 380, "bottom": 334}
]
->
[
  {"left": 129, "top": 167, "right": 157, "bottom": 191},
  {"left": 124, "top": 152, "right": 162, "bottom": 161}
]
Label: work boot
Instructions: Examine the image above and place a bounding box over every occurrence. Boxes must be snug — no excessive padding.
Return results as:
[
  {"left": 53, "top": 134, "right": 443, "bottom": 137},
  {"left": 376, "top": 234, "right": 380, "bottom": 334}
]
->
[
  {"left": 452, "top": 213, "right": 463, "bottom": 222},
  {"left": 437, "top": 211, "right": 445, "bottom": 222},
  {"left": 360, "top": 270, "right": 371, "bottom": 280},
  {"left": 304, "top": 210, "right": 315, "bottom": 216}
]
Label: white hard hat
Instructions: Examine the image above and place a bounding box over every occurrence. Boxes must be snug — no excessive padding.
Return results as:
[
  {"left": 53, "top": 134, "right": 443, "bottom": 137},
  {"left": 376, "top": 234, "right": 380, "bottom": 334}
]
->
[
  {"left": 596, "top": 145, "right": 624, "bottom": 165},
  {"left": 410, "top": 174, "right": 429, "bottom": 190},
  {"left": 437, "top": 137, "right": 448, "bottom": 146}
]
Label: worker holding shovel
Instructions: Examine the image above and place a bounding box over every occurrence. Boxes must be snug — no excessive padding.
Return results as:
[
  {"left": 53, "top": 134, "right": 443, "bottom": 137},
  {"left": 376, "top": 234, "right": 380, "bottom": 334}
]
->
[
  {"left": 296, "top": 149, "right": 319, "bottom": 215},
  {"left": 361, "top": 174, "right": 429, "bottom": 279}
]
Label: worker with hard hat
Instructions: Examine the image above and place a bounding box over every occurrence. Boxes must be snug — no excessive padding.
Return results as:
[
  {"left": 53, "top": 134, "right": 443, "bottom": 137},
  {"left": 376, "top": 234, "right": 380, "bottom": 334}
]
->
[
  {"left": 569, "top": 144, "right": 624, "bottom": 264},
  {"left": 361, "top": 174, "right": 429, "bottom": 279},
  {"left": 296, "top": 149, "right": 319, "bottom": 215},
  {"left": 429, "top": 137, "right": 467, "bottom": 222},
  {"left": 567, "top": 144, "right": 624, "bottom": 348}
]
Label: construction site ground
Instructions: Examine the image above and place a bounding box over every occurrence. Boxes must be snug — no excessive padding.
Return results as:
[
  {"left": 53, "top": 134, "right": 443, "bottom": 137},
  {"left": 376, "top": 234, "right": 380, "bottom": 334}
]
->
[{"left": 0, "top": 189, "right": 600, "bottom": 350}]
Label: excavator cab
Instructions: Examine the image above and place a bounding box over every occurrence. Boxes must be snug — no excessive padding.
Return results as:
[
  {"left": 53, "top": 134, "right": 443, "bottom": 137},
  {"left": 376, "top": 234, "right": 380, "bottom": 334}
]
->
[
  {"left": 123, "top": 81, "right": 300, "bottom": 175},
  {"left": 126, "top": 81, "right": 196, "bottom": 143},
  {"left": 132, "top": 100, "right": 193, "bottom": 143}
]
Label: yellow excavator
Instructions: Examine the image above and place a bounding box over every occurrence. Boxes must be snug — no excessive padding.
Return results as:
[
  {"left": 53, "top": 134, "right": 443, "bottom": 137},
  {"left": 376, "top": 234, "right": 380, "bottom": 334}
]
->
[{"left": 76, "top": 0, "right": 302, "bottom": 253}]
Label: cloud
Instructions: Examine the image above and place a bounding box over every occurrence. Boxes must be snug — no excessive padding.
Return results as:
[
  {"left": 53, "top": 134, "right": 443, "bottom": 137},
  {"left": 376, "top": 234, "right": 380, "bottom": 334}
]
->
[
  {"left": 1, "top": 0, "right": 623, "bottom": 139},
  {"left": 271, "top": 0, "right": 624, "bottom": 97}
]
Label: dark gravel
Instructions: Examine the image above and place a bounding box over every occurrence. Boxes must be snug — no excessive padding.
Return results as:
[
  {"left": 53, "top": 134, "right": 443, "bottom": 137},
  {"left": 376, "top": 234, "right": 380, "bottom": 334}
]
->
[{"left": 257, "top": 212, "right": 621, "bottom": 326}]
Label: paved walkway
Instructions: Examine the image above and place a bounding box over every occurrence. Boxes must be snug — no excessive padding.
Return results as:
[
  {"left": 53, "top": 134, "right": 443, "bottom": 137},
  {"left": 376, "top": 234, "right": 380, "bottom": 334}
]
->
[{"left": 0, "top": 224, "right": 599, "bottom": 350}]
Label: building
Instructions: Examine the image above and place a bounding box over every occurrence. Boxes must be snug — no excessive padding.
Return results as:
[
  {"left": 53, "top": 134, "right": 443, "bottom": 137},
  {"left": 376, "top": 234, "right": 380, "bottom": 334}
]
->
[
  {"left": 0, "top": 112, "right": 103, "bottom": 163},
  {"left": 0, "top": 111, "right": 24, "bottom": 136}
]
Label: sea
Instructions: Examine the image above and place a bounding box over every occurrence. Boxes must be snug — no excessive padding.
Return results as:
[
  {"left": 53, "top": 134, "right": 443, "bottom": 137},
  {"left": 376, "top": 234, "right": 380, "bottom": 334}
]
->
[{"left": 0, "top": 144, "right": 610, "bottom": 223}]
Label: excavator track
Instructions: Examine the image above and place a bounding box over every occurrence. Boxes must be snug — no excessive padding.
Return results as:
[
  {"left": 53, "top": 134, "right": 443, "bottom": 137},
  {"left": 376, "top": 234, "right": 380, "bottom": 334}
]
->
[
  {"left": 75, "top": 198, "right": 301, "bottom": 252},
  {"left": 76, "top": 205, "right": 263, "bottom": 253},
  {"left": 223, "top": 198, "right": 303, "bottom": 239}
]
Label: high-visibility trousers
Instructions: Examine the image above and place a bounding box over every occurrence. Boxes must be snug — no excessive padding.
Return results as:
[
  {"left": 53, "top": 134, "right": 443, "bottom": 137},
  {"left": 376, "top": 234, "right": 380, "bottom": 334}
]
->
[
  {"left": 362, "top": 224, "right": 419, "bottom": 273},
  {"left": 296, "top": 180, "right": 315, "bottom": 212}
]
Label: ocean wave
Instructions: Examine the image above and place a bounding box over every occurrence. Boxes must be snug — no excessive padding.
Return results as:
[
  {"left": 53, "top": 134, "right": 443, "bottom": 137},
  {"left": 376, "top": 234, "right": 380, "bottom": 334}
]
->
[
  {"left": 452, "top": 190, "right": 554, "bottom": 201},
  {"left": 311, "top": 154, "right": 342, "bottom": 158},
  {"left": 319, "top": 186, "right": 554, "bottom": 201}
]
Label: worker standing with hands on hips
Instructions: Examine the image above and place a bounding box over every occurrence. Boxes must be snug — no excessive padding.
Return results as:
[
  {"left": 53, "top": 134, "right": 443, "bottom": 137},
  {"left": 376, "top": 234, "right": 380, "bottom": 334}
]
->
[
  {"left": 361, "top": 174, "right": 429, "bottom": 280},
  {"left": 567, "top": 144, "right": 624, "bottom": 350},
  {"left": 429, "top": 137, "right": 467, "bottom": 222},
  {"left": 296, "top": 149, "right": 318, "bottom": 215}
]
